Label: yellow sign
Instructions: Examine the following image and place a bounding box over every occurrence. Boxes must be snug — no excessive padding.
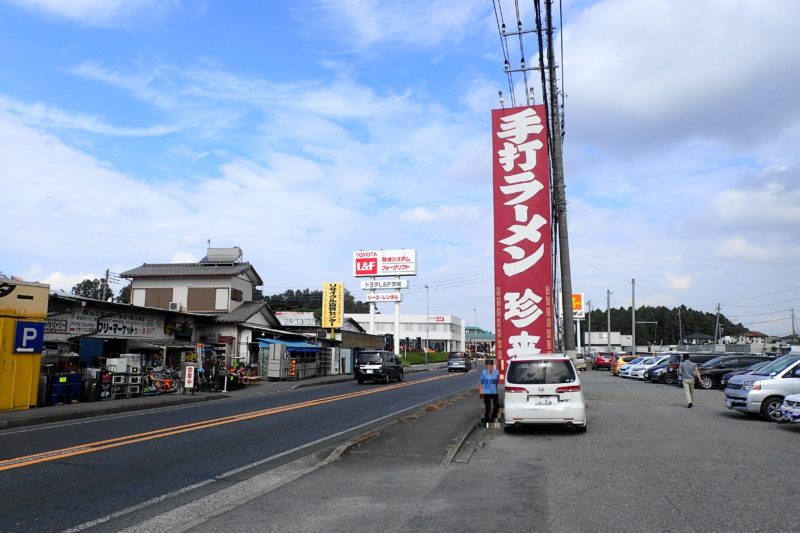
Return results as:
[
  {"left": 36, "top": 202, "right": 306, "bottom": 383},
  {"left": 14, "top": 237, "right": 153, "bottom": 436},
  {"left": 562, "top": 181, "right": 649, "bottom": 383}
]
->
[
  {"left": 321, "top": 282, "right": 344, "bottom": 329},
  {"left": 572, "top": 293, "right": 585, "bottom": 319}
]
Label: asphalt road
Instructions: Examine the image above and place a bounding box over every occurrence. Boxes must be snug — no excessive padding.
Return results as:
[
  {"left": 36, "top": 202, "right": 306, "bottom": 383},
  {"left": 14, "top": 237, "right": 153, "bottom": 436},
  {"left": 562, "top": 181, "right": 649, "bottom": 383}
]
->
[
  {"left": 0, "top": 368, "right": 476, "bottom": 532},
  {"left": 175, "top": 368, "right": 800, "bottom": 533}
]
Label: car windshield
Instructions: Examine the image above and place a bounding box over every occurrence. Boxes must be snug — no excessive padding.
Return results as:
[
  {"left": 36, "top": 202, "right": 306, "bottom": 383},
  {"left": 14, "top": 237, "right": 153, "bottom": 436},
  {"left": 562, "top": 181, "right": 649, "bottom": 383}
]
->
[
  {"left": 743, "top": 361, "right": 770, "bottom": 373},
  {"left": 507, "top": 360, "right": 576, "bottom": 384},
  {"left": 628, "top": 357, "right": 644, "bottom": 364},
  {"left": 751, "top": 355, "right": 800, "bottom": 377},
  {"left": 640, "top": 357, "right": 656, "bottom": 364},
  {"left": 357, "top": 352, "right": 382, "bottom": 364}
]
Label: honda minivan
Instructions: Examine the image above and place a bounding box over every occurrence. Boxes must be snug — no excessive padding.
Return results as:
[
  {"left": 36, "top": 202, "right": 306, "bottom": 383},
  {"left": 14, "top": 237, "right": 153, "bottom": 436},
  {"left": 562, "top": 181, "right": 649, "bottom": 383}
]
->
[{"left": 503, "top": 354, "right": 587, "bottom": 433}]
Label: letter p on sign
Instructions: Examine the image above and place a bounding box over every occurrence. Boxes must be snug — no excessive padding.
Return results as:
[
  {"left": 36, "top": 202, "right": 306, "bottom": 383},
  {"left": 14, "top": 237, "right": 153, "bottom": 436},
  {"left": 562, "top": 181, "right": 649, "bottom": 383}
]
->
[{"left": 14, "top": 321, "right": 45, "bottom": 354}]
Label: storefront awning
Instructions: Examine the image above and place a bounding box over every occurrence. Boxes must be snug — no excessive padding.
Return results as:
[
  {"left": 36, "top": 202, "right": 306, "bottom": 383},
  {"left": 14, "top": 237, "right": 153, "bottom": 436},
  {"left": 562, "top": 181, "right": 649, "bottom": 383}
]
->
[{"left": 257, "top": 338, "right": 319, "bottom": 352}]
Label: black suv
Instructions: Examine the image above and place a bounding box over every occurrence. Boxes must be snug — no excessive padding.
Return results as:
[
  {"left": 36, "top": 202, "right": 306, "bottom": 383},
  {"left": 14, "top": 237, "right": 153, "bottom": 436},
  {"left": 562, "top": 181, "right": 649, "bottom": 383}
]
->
[
  {"left": 697, "top": 355, "right": 774, "bottom": 389},
  {"left": 354, "top": 350, "right": 404, "bottom": 384},
  {"left": 663, "top": 354, "right": 718, "bottom": 384}
]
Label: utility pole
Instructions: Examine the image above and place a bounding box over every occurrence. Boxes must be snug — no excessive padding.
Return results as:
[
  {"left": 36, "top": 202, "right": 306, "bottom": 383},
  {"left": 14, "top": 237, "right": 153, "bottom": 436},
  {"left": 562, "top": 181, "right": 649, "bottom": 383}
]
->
[
  {"left": 631, "top": 279, "right": 636, "bottom": 356},
  {"left": 678, "top": 307, "right": 684, "bottom": 347},
  {"left": 586, "top": 300, "right": 592, "bottom": 352},
  {"left": 424, "top": 284, "right": 429, "bottom": 368},
  {"left": 606, "top": 290, "right": 612, "bottom": 352},
  {"left": 104, "top": 269, "right": 111, "bottom": 301},
  {"left": 713, "top": 303, "right": 721, "bottom": 344},
  {"left": 792, "top": 307, "right": 797, "bottom": 342},
  {"left": 544, "top": 0, "right": 575, "bottom": 354}
]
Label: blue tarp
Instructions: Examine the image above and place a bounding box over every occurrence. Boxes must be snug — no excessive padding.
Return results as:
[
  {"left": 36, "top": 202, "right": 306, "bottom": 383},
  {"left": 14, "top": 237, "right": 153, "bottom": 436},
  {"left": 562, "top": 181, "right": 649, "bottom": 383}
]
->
[{"left": 257, "top": 338, "right": 319, "bottom": 352}]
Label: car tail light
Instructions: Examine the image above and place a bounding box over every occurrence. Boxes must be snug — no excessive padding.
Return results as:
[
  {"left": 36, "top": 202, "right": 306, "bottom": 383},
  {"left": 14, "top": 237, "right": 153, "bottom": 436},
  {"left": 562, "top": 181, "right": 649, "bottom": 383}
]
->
[
  {"left": 504, "top": 386, "right": 528, "bottom": 393},
  {"left": 556, "top": 385, "right": 581, "bottom": 393}
]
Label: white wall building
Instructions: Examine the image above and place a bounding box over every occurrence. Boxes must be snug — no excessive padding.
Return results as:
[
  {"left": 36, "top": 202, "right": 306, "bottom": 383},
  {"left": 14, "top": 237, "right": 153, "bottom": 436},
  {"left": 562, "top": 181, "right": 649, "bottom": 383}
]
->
[{"left": 345, "top": 313, "right": 465, "bottom": 352}]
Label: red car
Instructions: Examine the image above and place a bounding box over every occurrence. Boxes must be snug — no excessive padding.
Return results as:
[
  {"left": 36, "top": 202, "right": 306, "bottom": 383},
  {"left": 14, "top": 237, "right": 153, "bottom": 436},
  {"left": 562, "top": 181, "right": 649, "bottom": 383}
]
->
[{"left": 592, "top": 352, "right": 614, "bottom": 370}]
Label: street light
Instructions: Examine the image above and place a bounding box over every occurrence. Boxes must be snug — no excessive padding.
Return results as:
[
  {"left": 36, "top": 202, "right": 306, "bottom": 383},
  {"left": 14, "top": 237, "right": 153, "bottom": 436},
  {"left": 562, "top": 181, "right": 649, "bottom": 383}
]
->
[{"left": 424, "top": 284, "right": 429, "bottom": 368}]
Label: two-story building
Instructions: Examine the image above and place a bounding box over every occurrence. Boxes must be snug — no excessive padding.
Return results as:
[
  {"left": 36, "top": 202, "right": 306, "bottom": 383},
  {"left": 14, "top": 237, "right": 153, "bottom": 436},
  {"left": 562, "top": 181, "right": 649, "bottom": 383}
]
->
[{"left": 121, "top": 247, "right": 282, "bottom": 365}]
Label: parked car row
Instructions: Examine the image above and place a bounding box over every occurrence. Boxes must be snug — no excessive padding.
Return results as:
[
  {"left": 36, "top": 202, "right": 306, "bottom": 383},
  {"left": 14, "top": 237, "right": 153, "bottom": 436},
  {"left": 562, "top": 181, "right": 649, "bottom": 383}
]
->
[{"left": 605, "top": 351, "right": 800, "bottom": 424}]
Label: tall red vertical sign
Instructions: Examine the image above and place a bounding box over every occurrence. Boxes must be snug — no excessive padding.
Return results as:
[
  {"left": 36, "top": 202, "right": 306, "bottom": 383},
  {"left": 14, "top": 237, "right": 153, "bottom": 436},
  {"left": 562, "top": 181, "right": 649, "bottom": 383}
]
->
[{"left": 492, "top": 105, "right": 554, "bottom": 380}]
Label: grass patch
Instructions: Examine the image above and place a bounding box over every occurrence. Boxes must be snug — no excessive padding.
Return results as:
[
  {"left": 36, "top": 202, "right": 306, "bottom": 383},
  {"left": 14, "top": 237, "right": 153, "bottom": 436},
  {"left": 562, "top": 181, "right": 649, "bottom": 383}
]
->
[{"left": 400, "top": 351, "right": 448, "bottom": 366}]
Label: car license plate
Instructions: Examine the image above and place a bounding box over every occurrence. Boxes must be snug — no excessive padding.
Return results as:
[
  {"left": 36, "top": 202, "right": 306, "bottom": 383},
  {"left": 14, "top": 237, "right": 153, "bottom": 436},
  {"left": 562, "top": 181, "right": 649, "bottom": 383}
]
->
[
  {"left": 529, "top": 395, "right": 554, "bottom": 405},
  {"left": 366, "top": 369, "right": 373, "bottom": 374}
]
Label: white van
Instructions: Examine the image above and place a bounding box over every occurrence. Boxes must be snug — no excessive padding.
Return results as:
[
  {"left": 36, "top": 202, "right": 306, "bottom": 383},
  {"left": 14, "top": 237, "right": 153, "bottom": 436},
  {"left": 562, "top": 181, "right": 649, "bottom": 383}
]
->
[{"left": 503, "top": 354, "right": 587, "bottom": 433}]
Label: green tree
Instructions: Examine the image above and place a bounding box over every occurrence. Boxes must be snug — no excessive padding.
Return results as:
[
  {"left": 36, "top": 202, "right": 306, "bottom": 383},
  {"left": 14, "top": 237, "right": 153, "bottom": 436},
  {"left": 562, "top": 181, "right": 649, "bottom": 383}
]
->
[
  {"left": 116, "top": 284, "right": 131, "bottom": 304},
  {"left": 71, "top": 278, "right": 113, "bottom": 300}
]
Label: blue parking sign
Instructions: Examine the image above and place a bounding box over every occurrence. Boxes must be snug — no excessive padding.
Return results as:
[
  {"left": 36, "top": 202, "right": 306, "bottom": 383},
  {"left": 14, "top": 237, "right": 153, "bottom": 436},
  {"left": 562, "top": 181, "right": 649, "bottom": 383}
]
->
[{"left": 14, "top": 321, "right": 45, "bottom": 354}]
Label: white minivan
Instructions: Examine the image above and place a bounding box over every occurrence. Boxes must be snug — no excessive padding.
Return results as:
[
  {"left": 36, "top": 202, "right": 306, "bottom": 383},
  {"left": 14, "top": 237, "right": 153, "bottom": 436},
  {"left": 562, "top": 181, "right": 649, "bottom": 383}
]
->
[{"left": 503, "top": 354, "right": 587, "bottom": 433}]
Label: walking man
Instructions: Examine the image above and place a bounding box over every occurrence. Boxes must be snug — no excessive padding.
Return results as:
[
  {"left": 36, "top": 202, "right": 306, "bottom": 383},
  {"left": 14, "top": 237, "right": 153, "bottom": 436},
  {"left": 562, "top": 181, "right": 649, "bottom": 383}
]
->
[
  {"left": 480, "top": 358, "right": 499, "bottom": 425},
  {"left": 679, "top": 354, "right": 702, "bottom": 408}
]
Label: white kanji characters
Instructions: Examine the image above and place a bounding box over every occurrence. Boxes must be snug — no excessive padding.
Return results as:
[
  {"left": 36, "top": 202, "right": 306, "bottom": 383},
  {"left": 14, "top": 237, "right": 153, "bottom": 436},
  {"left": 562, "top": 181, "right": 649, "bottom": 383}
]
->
[
  {"left": 506, "top": 331, "right": 542, "bottom": 357},
  {"left": 504, "top": 289, "right": 543, "bottom": 327},
  {"left": 496, "top": 108, "right": 544, "bottom": 145},
  {"left": 500, "top": 172, "right": 544, "bottom": 205},
  {"left": 500, "top": 213, "right": 546, "bottom": 277}
]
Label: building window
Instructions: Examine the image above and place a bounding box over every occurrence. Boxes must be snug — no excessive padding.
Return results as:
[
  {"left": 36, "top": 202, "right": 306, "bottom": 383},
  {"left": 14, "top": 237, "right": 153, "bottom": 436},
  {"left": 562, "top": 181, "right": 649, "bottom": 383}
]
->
[
  {"left": 231, "top": 288, "right": 243, "bottom": 302},
  {"left": 188, "top": 288, "right": 226, "bottom": 311},
  {"left": 144, "top": 288, "right": 173, "bottom": 309}
]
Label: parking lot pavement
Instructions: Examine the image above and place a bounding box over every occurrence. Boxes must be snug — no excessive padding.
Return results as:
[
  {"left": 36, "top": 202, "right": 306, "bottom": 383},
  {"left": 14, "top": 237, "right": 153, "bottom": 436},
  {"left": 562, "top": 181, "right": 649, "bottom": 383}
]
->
[{"left": 172, "top": 369, "right": 798, "bottom": 533}]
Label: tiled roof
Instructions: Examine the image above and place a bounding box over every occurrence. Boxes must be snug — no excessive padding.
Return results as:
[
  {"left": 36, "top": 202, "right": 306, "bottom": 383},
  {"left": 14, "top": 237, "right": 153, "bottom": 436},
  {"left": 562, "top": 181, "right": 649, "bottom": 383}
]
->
[
  {"left": 214, "top": 301, "right": 267, "bottom": 323},
  {"left": 121, "top": 262, "right": 263, "bottom": 285}
]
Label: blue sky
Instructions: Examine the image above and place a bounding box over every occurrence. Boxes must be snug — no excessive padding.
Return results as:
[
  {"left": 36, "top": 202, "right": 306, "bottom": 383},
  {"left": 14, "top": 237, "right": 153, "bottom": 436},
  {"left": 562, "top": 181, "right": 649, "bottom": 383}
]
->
[{"left": 1, "top": 0, "right": 799, "bottom": 338}]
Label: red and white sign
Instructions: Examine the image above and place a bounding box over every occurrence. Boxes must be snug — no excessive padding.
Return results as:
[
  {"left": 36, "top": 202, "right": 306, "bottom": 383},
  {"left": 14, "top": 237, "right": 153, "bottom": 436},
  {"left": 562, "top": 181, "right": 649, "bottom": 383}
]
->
[
  {"left": 184, "top": 365, "right": 196, "bottom": 389},
  {"left": 492, "top": 105, "right": 554, "bottom": 379},
  {"left": 353, "top": 249, "right": 417, "bottom": 277}
]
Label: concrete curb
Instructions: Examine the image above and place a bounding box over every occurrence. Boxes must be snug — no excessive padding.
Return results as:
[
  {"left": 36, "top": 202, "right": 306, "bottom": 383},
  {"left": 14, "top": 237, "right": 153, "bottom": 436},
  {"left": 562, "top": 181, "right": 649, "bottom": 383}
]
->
[{"left": 441, "top": 420, "right": 480, "bottom": 467}]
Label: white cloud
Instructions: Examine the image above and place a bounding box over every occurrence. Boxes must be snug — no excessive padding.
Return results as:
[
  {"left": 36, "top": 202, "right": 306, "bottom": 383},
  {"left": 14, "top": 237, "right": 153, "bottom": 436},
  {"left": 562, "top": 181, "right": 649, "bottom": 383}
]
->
[
  {"left": 0, "top": 95, "right": 178, "bottom": 137},
  {"left": 311, "top": 0, "right": 488, "bottom": 48},
  {"left": 661, "top": 273, "right": 692, "bottom": 291},
  {"left": 5, "top": 0, "right": 176, "bottom": 27},
  {"left": 716, "top": 237, "right": 771, "bottom": 262},
  {"left": 171, "top": 252, "right": 197, "bottom": 263}
]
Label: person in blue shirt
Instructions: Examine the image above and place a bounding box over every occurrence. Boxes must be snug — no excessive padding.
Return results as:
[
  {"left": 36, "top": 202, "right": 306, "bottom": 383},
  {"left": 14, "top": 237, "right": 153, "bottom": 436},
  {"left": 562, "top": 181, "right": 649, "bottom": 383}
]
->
[{"left": 480, "top": 358, "right": 500, "bottom": 424}]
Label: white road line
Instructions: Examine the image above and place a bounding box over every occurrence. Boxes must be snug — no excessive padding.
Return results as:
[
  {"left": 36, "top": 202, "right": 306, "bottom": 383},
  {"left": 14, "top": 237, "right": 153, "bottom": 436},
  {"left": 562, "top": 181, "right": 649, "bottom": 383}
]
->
[{"left": 61, "top": 390, "right": 461, "bottom": 533}]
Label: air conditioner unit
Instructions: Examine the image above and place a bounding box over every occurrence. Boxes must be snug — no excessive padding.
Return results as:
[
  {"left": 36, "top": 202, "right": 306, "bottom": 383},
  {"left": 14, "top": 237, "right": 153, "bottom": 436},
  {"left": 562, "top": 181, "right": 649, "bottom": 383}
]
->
[{"left": 169, "top": 302, "right": 181, "bottom": 311}]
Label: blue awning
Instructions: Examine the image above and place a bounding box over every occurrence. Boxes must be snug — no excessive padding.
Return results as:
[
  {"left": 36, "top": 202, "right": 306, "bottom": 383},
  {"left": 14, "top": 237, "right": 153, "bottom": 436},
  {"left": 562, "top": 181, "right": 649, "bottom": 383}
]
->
[{"left": 257, "top": 338, "right": 319, "bottom": 352}]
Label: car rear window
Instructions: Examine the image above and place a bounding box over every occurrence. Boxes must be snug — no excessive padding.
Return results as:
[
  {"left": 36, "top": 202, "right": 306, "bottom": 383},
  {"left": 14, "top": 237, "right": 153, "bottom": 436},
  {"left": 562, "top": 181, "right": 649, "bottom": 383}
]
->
[
  {"left": 507, "top": 360, "right": 576, "bottom": 384},
  {"left": 448, "top": 352, "right": 465, "bottom": 360},
  {"left": 357, "top": 352, "right": 382, "bottom": 364}
]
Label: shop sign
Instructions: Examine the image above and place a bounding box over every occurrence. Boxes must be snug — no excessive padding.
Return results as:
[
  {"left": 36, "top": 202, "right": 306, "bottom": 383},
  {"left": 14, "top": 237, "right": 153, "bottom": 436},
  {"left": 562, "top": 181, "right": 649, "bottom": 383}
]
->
[
  {"left": 366, "top": 292, "right": 402, "bottom": 302},
  {"left": 321, "top": 282, "right": 344, "bottom": 328},
  {"left": 46, "top": 309, "right": 166, "bottom": 339},
  {"left": 275, "top": 311, "right": 317, "bottom": 327},
  {"left": 14, "top": 321, "right": 45, "bottom": 354},
  {"left": 353, "top": 249, "right": 417, "bottom": 277},
  {"left": 492, "top": 105, "right": 554, "bottom": 379},
  {"left": 184, "top": 365, "right": 196, "bottom": 388},
  {"left": 360, "top": 279, "right": 409, "bottom": 290},
  {"left": 572, "top": 293, "right": 585, "bottom": 319}
]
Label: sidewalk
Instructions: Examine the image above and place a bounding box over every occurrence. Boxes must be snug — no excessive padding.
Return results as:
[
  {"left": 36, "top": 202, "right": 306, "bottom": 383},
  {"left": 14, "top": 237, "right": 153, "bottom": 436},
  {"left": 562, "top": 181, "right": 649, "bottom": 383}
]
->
[{"left": 0, "top": 363, "right": 446, "bottom": 430}]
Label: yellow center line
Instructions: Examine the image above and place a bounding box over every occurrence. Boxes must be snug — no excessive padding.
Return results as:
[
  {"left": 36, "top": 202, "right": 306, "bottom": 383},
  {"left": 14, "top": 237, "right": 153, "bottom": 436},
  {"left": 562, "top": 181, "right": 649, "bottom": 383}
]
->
[{"left": 0, "top": 373, "right": 458, "bottom": 472}]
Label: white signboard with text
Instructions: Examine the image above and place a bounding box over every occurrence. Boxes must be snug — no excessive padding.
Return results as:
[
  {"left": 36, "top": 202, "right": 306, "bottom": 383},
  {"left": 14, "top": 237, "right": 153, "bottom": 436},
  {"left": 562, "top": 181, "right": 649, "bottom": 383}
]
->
[
  {"left": 361, "top": 279, "right": 409, "bottom": 290},
  {"left": 366, "top": 292, "right": 402, "bottom": 302},
  {"left": 353, "top": 249, "right": 417, "bottom": 277}
]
